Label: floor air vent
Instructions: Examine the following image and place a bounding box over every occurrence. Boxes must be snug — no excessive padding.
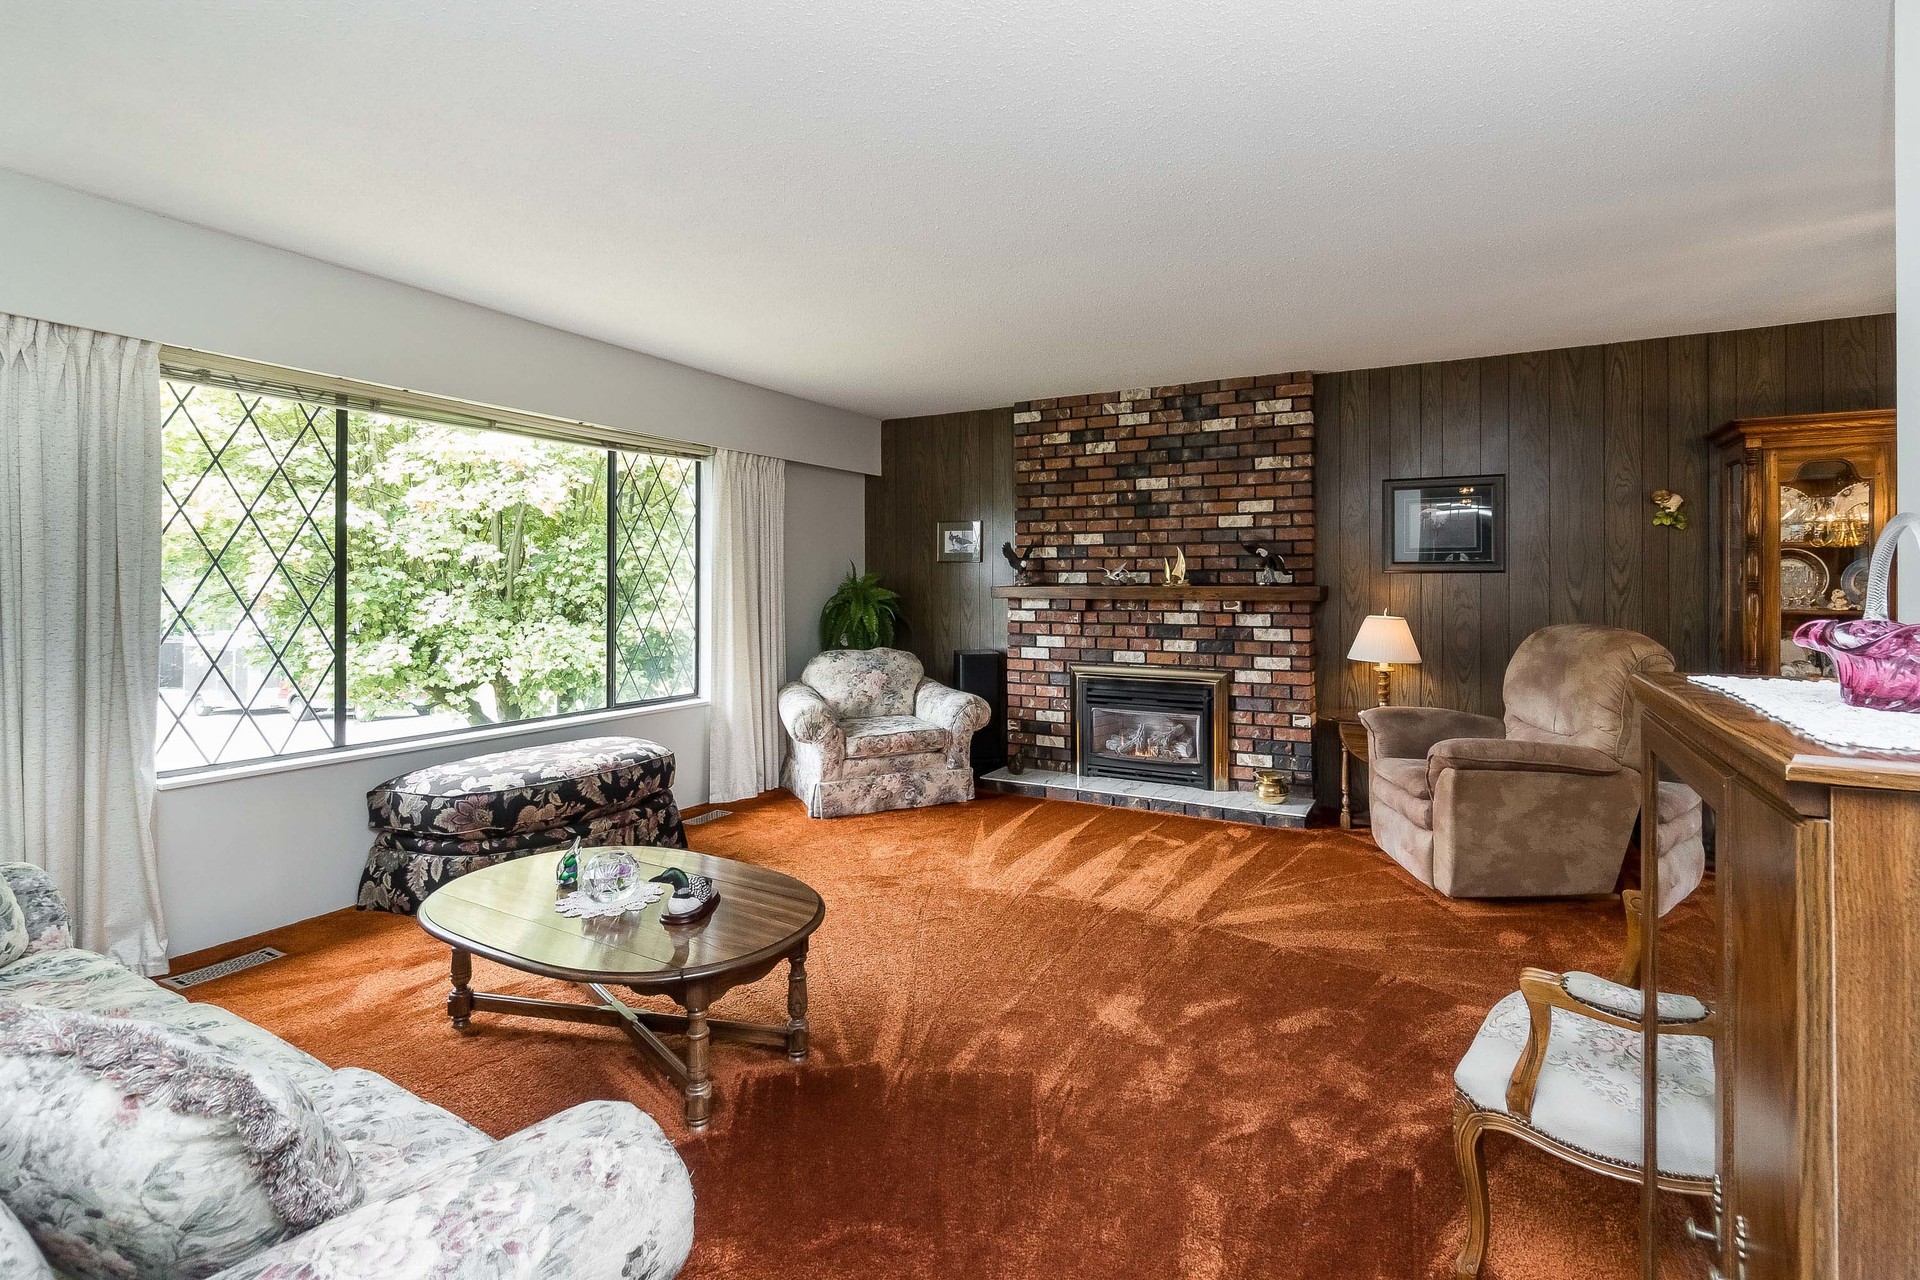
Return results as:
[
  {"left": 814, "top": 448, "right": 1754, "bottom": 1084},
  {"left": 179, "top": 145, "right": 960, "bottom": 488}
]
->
[
  {"left": 158, "top": 947, "right": 287, "bottom": 991},
  {"left": 683, "top": 809, "right": 732, "bottom": 826}
]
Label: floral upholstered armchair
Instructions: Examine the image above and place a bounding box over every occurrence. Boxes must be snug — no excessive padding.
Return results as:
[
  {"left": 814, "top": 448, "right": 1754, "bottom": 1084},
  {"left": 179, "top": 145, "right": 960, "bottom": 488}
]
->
[{"left": 780, "top": 647, "right": 991, "bottom": 818}]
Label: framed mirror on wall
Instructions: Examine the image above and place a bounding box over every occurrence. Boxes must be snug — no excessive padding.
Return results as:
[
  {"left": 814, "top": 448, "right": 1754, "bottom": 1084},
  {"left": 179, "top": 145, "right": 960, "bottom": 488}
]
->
[{"left": 1382, "top": 474, "right": 1506, "bottom": 572}]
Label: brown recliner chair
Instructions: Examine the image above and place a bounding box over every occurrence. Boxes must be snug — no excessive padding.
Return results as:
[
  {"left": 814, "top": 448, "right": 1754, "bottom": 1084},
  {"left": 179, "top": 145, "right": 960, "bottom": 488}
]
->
[{"left": 1359, "top": 624, "right": 1702, "bottom": 899}]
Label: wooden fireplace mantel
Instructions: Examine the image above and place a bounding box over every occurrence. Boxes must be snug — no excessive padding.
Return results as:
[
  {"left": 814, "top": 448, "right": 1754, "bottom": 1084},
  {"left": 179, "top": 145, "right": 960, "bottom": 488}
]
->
[{"left": 990, "top": 583, "right": 1326, "bottom": 604}]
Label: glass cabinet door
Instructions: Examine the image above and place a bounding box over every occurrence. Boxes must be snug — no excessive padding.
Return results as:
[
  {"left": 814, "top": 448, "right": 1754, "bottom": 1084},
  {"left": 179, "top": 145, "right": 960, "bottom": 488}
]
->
[{"left": 1776, "top": 458, "right": 1873, "bottom": 677}]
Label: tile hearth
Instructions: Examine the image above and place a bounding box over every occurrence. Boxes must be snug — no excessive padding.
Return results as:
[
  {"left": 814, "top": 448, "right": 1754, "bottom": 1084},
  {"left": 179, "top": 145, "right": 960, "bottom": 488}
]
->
[{"left": 977, "top": 767, "right": 1311, "bottom": 828}]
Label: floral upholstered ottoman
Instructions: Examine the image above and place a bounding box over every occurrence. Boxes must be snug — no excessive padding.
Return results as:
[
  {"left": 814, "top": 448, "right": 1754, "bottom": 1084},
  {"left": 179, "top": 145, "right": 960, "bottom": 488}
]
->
[{"left": 356, "top": 736, "right": 687, "bottom": 914}]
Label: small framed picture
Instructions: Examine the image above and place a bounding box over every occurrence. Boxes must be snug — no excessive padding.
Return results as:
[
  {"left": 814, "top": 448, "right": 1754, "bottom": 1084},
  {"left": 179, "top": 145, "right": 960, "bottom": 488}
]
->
[
  {"left": 1383, "top": 475, "right": 1505, "bottom": 572},
  {"left": 937, "top": 520, "right": 983, "bottom": 562}
]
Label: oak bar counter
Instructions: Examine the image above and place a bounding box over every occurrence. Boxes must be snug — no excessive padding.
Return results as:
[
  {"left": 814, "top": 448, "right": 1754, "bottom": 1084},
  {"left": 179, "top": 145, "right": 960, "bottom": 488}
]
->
[{"left": 1630, "top": 673, "right": 1920, "bottom": 1280}]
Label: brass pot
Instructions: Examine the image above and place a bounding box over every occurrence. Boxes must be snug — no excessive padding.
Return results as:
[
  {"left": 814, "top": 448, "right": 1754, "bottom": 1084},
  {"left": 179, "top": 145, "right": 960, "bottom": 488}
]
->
[{"left": 1254, "top": 769, "right": 1289, "bottom": 805}]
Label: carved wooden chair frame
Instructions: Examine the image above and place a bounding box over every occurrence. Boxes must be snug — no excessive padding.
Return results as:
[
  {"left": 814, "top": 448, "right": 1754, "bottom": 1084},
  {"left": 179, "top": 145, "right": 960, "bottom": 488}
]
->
[
  {"left": 1614, "top": 887, "right": 1649, "bottom": 987},
  {"left": 1452, "top": 894, "right": 1716, "bottom": 1279}
]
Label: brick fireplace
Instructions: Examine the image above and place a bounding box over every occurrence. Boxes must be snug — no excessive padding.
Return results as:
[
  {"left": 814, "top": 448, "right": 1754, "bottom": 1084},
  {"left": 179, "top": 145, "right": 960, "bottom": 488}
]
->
[{"left": 1002, "top": 373, "right": 1319, "bottom": 795}]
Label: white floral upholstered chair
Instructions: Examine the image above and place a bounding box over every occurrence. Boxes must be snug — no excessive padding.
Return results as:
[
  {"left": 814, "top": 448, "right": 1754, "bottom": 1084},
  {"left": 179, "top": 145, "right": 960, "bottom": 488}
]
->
[
  {"left": 1450, "top": 939, "right": 1717, "bottom": 1278},
  {"left": 1454, "top": 803, "right": 1718, "bottom": 1280},
  {"left": 779, "top": 647, "right": 990, "bottom": 818}
]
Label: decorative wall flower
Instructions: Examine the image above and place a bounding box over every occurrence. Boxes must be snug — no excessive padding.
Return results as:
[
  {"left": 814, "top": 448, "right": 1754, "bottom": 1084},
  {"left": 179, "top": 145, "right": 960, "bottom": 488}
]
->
[{"left": 1651, "top": 489, "right": 1689, "bottom": 530}]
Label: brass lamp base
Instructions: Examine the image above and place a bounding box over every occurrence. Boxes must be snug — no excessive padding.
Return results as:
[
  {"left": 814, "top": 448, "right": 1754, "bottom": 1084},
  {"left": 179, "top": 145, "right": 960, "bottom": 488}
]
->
[{"left": 1373, "top": 663, "right": 1392, "bottom": 707}]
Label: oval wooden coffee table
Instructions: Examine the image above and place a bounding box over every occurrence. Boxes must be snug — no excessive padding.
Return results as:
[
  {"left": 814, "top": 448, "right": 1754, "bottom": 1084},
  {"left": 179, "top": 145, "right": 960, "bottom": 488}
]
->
[{"left": 416, "top": 846, "right": 825, "bottom": 1130}]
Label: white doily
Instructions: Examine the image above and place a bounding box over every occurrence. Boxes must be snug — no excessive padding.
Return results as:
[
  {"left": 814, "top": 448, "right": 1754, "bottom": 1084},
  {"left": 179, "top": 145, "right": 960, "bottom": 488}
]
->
[
  {"left": 554, "top": 885, "right": 666, "bottom": 919},
  {"left": 1688, "top": 676, "right": 1920, "bottom": 752}
]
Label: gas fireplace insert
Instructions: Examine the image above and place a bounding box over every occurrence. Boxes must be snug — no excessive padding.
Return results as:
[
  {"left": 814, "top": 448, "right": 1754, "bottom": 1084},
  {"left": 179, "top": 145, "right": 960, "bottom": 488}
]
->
[{"left": 1069, "top": 664, "right": 1233, "bottom": 790}]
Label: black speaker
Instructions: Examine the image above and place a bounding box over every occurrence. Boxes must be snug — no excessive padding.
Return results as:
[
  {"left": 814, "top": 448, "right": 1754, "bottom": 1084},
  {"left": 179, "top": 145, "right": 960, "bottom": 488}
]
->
[{"left": 952, "top": 649, "right": 1007, "bottom": 774}]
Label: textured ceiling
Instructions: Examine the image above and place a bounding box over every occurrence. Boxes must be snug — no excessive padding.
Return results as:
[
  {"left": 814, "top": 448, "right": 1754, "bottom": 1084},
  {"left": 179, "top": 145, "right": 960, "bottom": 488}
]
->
[{"left": 0, "top": 2, "right": 1894, "bottom": 420}]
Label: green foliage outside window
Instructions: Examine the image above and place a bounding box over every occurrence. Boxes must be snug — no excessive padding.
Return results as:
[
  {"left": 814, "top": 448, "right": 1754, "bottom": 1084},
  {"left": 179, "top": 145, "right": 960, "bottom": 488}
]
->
[
  {"left": 345, "top": 414, "right": 610, "bottom": 723},
  {"left": 158, "top": 382, "right": 697, "bottom": 771}
]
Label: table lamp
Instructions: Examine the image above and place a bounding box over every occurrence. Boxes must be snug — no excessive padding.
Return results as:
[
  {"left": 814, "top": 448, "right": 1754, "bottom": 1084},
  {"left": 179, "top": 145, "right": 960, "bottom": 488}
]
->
[{"left": 1348, "top": 614, "right": 1422, "bottom": 706}]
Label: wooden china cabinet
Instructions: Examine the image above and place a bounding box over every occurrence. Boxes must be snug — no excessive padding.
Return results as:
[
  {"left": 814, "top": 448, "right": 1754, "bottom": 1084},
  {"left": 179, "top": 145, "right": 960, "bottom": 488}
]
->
[
  {"left": 1710, "top": 410, "right": 1897, "bottom": 676},
  {"left": 1633, "top": 675, "right": 1920, "bottom": 1280}
]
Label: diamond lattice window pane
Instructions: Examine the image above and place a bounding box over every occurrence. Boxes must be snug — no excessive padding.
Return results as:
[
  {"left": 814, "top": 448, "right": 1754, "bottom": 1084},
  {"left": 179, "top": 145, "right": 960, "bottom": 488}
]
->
[
  {"left": 613, "top": 453, "right": 699, "bottom": 703},
  {"left": 158, "top": 383, "right": 339, "bottom": 772},
  {"left": 158, "top": 380, "right": 703, "bottom": 774}
]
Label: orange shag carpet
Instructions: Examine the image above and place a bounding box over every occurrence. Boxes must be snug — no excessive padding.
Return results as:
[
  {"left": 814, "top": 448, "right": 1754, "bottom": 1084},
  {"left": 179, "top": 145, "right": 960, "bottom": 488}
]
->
[{"left": 170, "top": 792, "right": 1714, "bottom": 1279}]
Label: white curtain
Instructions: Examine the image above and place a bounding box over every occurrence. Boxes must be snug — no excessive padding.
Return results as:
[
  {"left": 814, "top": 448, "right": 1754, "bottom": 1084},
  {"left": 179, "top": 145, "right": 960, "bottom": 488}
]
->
[
  {"left": 708, "top": 448, "right": 786, "bottom": 803},
  {"left": 0, "top": 314, "right": 168, "bottom": 973}
]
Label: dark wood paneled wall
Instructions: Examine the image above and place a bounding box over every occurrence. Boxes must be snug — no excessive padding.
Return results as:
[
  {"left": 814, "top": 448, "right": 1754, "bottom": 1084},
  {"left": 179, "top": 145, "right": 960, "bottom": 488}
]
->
[
  {"left": 864, "top": 407, "right": 1016, "bottom": 682},
  {"left": 1315, "top": 314, "right": 1895, "bottom": 717}
]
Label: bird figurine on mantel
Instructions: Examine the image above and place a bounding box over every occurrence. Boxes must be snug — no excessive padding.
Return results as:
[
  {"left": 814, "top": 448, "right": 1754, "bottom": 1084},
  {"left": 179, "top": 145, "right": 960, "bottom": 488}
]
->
[
  {"left": 1001, "top": 542, "right": 1037, "bottom": 586},
  {"left": 1243, "top": 542, "right": 1294, "bottom": 586}
]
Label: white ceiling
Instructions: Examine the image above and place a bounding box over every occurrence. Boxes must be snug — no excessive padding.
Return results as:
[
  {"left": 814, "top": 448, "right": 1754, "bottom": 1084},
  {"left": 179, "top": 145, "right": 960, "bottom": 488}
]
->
[{"left": 0, "top": 2, "right": 1894, "bottom": 421}]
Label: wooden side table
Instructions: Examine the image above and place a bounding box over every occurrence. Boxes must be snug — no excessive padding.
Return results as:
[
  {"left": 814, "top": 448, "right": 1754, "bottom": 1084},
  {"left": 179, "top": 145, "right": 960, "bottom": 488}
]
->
[{"left": 1326, "top": 710, "right": 1370, "bottom": 829}]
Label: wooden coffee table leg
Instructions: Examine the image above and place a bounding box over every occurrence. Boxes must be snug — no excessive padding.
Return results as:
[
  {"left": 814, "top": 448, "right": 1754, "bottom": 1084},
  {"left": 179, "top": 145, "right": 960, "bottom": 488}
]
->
[
  {"left": 785, "top": 945, "right": 810, "bottom": 1063},
  {"left": 683, "top": 983, "right": 713, "bottom": 1130},
  {"left": 448, "top": 947, "right": 475, "bottom": 1032}
]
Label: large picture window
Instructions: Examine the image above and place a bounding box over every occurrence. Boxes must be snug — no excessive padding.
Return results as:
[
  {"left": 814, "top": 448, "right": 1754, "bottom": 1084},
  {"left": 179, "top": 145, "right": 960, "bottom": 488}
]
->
[{"left": 157, "top": 372, "right": 699, "bottom": 775}]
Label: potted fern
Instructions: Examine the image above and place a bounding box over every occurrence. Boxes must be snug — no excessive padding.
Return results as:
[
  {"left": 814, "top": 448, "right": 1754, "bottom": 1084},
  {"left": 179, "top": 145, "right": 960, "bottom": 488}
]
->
[{"left": 819, "top": 564, "right": 903, "bottom": 650}]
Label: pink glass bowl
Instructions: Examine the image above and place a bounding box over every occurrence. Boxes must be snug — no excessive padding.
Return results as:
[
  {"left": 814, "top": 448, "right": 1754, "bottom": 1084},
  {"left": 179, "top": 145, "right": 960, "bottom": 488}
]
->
[{"left": 1793, "top": 618, "right": 1920, "bottom": 713}]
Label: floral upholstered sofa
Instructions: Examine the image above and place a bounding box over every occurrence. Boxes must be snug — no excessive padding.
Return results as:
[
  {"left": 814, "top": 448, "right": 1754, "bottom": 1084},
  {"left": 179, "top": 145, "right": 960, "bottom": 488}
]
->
[
  {"left": 779, "top": 647, "right": 991, "bottom": 818},
  {"left": 0, "top": 864, "right": 694, "bottom": 1280}
]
